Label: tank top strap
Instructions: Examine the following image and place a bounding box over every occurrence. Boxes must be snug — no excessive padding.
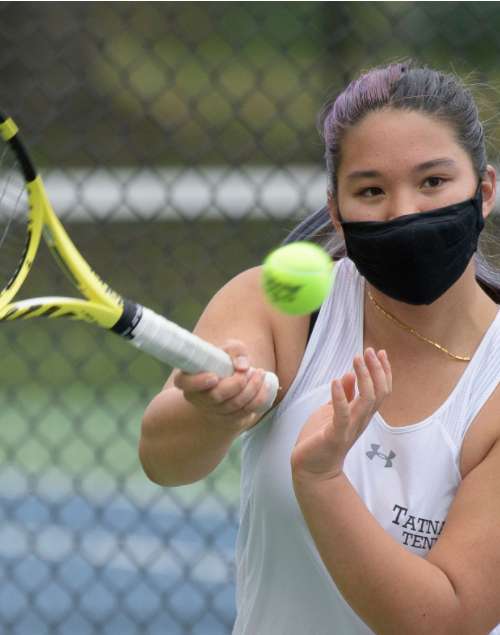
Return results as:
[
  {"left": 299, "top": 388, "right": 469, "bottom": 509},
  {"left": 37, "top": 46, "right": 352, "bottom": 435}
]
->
[
  {"left": 442, "top": 309, "right": 500, "bottom": 446},
  {"left": 276, "top": 258, "right": 364, "bottom": 417}
]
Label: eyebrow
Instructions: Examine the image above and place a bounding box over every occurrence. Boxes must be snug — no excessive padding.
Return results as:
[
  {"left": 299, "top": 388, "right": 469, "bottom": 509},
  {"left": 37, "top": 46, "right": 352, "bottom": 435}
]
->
[{"left": 346, "top": 158, "right": 458, "bottom": 181}]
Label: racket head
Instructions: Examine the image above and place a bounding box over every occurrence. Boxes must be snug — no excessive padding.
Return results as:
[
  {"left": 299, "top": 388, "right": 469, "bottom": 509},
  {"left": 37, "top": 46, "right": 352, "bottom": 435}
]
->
[
  {"left": 0, "top": 110, "right": 124, "bottom": 328},
  {"left": 0, "top": 114, "right": 43, "bottom": 312}
]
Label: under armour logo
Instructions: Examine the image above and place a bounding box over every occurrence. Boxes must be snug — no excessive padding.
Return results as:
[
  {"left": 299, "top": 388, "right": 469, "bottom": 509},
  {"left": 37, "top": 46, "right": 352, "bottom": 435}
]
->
[{"left": 366, "top": 444, "right": 396, "bottom": 468}]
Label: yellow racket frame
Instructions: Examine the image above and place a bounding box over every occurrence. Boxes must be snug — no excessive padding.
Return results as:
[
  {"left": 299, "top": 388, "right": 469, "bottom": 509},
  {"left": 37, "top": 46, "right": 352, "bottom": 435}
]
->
[
  {"left": 0, "top": 111, "right": 280, "bottom": 410},
  {"left": 0, "top": 117, "right": 124, "bottom": 327}
]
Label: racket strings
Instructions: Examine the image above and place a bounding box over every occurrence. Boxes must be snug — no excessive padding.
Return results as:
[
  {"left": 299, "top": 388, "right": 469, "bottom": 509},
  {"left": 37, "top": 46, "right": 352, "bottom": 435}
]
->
[{"left": 0, "top": 143, "right": 30, "bottom": 292}]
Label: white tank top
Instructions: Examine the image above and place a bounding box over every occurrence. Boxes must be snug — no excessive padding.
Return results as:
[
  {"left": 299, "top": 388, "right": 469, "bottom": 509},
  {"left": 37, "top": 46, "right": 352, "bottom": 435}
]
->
[{"left": 233, "top": 257, "right": 500, "bottom": 635}]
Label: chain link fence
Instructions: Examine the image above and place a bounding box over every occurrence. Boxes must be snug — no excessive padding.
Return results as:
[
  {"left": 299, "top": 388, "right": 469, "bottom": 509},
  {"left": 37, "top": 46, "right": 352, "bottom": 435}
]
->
[{"left": 0, "top": 2, "right": 499, "bottom": 633}]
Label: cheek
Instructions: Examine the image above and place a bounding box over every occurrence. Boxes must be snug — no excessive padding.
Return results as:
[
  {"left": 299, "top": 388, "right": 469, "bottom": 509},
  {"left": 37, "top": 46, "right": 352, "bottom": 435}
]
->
[
  {"left": 336, "top": 193, "right": 381, "bottom": 222},
  {"left": 418, "top": 192, "right": 459, "bottom": 213}
]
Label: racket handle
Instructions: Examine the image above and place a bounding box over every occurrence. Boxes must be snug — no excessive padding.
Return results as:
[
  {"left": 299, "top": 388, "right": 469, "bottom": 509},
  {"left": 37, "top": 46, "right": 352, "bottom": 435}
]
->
[{"left": 129, "top": 306, "right": 279, "bottom": 413}]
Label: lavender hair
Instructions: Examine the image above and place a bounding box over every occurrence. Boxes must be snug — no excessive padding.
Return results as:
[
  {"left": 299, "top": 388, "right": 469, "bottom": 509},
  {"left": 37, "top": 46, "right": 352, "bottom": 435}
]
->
[{"left": 285, "top": 61, "right": 500, "bottom": 303}]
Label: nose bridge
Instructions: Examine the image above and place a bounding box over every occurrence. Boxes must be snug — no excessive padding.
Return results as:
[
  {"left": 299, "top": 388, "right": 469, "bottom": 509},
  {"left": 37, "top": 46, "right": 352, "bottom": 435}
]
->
[{"left": 386, "top": 185, "right": 418, "bottom": 220}]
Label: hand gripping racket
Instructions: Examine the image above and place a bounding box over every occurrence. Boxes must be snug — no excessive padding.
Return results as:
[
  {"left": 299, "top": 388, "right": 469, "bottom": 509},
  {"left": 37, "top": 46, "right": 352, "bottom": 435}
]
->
[{"left": 0, "top": 111, "right": 279, "bottom": 411}]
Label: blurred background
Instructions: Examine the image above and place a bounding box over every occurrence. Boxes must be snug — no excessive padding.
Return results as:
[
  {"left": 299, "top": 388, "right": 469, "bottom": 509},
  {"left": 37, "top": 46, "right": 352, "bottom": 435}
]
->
[{"left": 1, "top": 2, "right": 499, "bottom": 633}]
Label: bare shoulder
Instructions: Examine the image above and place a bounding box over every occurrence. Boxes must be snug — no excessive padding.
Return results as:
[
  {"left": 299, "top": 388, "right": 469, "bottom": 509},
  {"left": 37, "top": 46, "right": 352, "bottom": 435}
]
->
[
  {"left": 427, "top": 386, "right": 500, "bottom": 632},
  {"left": 165, "top": 266, "right": 310, "bottom": 401},
  {"left": 460, "top": 381, "right": 500, "bottom": 478}
]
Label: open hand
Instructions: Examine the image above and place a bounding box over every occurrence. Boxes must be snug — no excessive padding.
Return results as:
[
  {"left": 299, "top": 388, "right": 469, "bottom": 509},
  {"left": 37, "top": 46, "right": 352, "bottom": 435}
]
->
[{"left": 291, "top": 348, "right": 392, "bottom": 482}]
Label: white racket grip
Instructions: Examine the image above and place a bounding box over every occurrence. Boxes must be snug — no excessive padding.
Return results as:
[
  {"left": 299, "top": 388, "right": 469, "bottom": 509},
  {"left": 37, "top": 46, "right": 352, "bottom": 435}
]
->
[{"left": 129, "top": 306, "right": 279, "bottom": 412}]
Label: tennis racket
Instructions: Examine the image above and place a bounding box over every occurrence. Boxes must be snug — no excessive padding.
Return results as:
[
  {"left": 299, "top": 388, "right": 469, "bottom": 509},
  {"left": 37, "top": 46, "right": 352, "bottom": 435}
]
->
[{"left": 0, "top": 111, "right": 279, "bottom": 411}]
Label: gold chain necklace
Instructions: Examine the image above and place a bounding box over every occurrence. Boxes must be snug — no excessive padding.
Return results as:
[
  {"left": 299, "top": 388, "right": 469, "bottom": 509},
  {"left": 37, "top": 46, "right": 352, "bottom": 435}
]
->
[{"left": 367, "top": 289, "right": 471, "bottom": 362}]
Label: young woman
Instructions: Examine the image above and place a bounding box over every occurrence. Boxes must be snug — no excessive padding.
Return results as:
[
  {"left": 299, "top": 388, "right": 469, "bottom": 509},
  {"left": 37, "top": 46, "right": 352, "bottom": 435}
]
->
[{"left": 140, "top": 62, "right": 500, "bottom": 634}]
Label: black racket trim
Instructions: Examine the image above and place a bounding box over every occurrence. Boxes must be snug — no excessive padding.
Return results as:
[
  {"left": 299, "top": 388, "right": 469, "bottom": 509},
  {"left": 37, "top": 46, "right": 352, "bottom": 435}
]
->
[
  {"left": 0, "top": 111, "right": 37, "bottom": 182},
  {"left": 8, "top": 134, "right": 37, "bottom": 182},
  {"left": 111, "top": 299, "right": 143, "bottom": 338}
]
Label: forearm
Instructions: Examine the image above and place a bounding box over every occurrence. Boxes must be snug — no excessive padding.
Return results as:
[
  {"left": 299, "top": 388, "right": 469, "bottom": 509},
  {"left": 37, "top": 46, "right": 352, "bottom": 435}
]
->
[
  {"left": 140, "top": 388, "right": 240, "bottom": 486},
  {"left": 292, "top": 472, "right": 462, "bottom": 635}
]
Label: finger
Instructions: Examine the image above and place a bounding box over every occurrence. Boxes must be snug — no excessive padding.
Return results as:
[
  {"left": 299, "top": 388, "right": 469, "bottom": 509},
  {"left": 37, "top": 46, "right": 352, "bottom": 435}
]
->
[
  {"left": 331, "top": 379, "right": 350, "bottom": 425},
  {"left": 354, "top": 354, "right": 375, "bottom": 404},
  {"left": 218, "top": 368, "right": 265, "bottom": 414},
  {"left": 173, "top": 370, "right": 219, "bottom": 393},
  {"left": 210, "top": 371, "right": 251, "bottom": 404},
  {"left": 246, "top": 370, "right": 279, "bottom": 414},
  {"left": 365, "top": 348, "right": 390, "bottom": 401},
  {"left": 349, "top": 355, "right": 379, "bottom": 429},
  {"left": 222, "top": 339, "right": 251, "bottom": 372},
  {"left": 240, "top": 369, "right": 268, "bottom": 411},
  {"left": 341, "top": 372, "right": 356, "bottom": 402},
  {"left": 378, "top": 349, "right": 392, "bottom": 393}
]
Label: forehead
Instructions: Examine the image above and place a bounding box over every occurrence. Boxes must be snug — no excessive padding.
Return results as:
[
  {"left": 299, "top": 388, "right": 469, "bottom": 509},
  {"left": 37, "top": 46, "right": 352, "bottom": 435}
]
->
[{"left": 337, "top": 108, "right": 471, "bottom": 177}]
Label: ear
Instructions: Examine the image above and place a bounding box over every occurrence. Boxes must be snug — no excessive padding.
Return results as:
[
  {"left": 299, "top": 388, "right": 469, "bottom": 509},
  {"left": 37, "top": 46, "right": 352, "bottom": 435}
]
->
[
  {"left": 327, "top": 191, "right": 344, "bottom": 236},
  {"left": 481, "top": 165, "right": 497, "bottom": 220}
]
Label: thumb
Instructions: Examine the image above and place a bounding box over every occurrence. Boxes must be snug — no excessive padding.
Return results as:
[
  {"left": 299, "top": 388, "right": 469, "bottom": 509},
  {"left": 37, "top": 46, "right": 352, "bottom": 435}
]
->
[{"left": 222, "top": 338, "right": 251, "bottom": 372}]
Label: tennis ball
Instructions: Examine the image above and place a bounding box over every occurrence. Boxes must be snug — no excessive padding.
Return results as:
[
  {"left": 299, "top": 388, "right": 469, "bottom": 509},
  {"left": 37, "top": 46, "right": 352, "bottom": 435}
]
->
[{"left": 261, "top": 241, "right": 334, "bottom": 315}]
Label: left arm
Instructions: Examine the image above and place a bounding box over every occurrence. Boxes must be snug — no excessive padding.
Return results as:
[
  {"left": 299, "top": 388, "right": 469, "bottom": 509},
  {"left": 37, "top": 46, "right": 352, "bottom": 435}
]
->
[
  {"left": 293, "top": 471, "right": 461, "bottom": 635},
  {"left": 291, "top": 349, "right": 500, "bottom": 635}
]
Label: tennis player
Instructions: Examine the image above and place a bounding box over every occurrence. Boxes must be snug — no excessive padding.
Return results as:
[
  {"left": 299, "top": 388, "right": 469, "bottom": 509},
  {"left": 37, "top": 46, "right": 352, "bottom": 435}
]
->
[{"left": 140, "top": 61, "right": 500, "bottom": 634}]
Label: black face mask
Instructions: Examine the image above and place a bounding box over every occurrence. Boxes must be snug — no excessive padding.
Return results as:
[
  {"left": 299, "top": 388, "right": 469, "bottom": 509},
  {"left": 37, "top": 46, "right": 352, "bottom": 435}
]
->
[{"left": 339, "top": 186, "right": 484, "bottom": 305}]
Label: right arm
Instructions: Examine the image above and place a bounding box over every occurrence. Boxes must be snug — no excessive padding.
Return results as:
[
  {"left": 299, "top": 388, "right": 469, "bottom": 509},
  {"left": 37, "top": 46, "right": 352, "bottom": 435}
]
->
[{"left": 139, "top": 266, "right": 281, "bottom": 487}]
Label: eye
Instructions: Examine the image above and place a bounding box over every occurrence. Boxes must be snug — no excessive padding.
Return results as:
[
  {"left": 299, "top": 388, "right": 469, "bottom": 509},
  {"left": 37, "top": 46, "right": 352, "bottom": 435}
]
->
[
  {"left": 357, "top": 186, "right": 384, "bottom": 198},
  {"left": 422, "top": 176, "right": 446, "bottom": 188}
]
